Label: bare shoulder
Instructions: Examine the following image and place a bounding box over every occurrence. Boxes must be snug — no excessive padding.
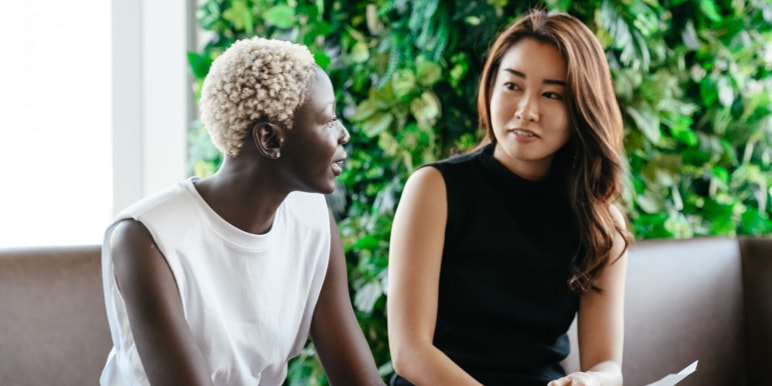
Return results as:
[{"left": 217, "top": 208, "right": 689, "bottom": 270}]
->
[
  {"left": 608, "top": 204, "right": 628, "bottom": 230},
  {"left": 108, "top": 219, "right": 158, "bottom": 261},
  {"left": 106, "top": 219, "right": 169, "bottom": 289},
  {"left": 402, "top": 166, "right": 445, "bottom": 200}
]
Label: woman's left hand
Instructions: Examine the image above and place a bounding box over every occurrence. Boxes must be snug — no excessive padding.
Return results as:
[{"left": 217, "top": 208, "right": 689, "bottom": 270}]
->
[{"left": 548, "top": 371, "right": 604, "bottom": 386}]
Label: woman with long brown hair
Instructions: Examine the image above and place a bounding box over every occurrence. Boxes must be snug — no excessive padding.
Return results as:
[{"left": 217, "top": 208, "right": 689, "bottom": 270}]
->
[{"left": 387, "top": 9, "right": 631, "bottom": 386}]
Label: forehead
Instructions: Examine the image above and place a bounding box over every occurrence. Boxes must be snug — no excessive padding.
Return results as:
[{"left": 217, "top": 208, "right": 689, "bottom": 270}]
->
[
  {"left": 498, "top": 38, "right": 567, "bottom": 80},
  {"left": 298, "top": 66, "right": 335, "bottom": 113}
]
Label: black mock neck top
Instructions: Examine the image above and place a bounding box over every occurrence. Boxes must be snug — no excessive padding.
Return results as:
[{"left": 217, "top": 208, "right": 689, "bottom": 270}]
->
[{"left": 397, "top": 143, "right": 581, "bottom": 385}]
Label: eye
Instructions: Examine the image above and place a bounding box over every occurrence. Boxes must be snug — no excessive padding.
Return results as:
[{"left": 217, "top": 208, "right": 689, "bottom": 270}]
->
[
  {"left": 503, "top": 81, "right": 521, "bottom": 91},
  {"left": 327, "top": 116, "right": 339, "bottom": 127},
  {"left": 543, "top": 91, "right": 563, "bottom": 100}
]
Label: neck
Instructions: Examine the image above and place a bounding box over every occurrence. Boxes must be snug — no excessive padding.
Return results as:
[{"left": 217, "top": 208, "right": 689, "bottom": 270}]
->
[
  {"left": 492, "top": 145, "right": 553, "bottom": 181},
  {"left": 194, "top": 156, "right": 289, "bottom": 234}
]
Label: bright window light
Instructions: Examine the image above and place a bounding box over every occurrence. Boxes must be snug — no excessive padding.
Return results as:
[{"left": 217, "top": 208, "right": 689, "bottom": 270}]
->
[{"left": 0, "top": 0, "right": 112, "bottom": 248}]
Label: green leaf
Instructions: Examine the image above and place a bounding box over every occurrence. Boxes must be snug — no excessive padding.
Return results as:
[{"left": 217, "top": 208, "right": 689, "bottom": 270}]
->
[
  {"left": 263, "top": 5, "right": 296, "bottom": 29},
  {"left": 681, "top": 148, "right": 710, "bottom": 164},
  {"left": 351, "top": 40, "right": 370, "bottom": 63},
  {"left": 669, "top": 125, "right": 699, "bottom": 147},
  {"left": 350, "top": 99, "right": 378, "bottom": 122},
  {"left": 222, "top": 0, "right": 254, "bottom": 31},
  {"left": 354, "top": 279, "right": 383, "bottom": 314},
  {"left": 350, "top": 235, "right": 380, "bottom": 250},
  {"left": 416, "top": 61, "right": 442, "bottom": 86},
  {"left": 625, "top": 104, "right": 661, "bottom": 144},
  {"left": 741, "top": 208, "right": 771, "bottom": 235},
  {"left": 699, "top": 0, "right": 723, "bottom": 23},
  {"left": 392, "top": 69, "right": 417, "bottom": 100},
  {"left": 664, "top": 212, "right": 694, "bottom": 238},
  {"left": 361, "top": 112, "right": 394, "bottom": 137},
  {"left": 717, "top": 76, "right": 734, "bottom": 107},
  {"left": 545, "top": 0, "right": 572, "bottom": 12},
  {"left": 186, "top": 51, "right": 213, "bottom": 79},
  {"left": 636, "top": 192, "right": 662, "bottom": 214},
  {"left": 313, "top": 51, "right": 331, "bottom": 71},
  {"left": 410, "top": 91, "right": 441, "bottom": 129},
  {"left": 641, "top": 154, "right": 682, "bottom": 186}
]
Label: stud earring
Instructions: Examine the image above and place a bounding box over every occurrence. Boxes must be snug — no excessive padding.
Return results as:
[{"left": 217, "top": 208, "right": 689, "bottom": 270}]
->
[{"left": 275, "top": 152, "right": 281, "bottom": 159}]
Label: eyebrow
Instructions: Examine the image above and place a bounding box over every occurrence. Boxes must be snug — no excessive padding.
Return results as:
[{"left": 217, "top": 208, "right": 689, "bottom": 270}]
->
[{"left": 503, "top": 68, "right": 566, "bottom": 87}]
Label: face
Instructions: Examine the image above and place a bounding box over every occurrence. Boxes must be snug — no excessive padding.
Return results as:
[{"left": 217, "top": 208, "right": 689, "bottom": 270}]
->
[
  {"left": 280, "top": 66, "right": 350, "bottom": 194},
  {"left": 489, "top": 38, "right": 570, "bottom": 181}
]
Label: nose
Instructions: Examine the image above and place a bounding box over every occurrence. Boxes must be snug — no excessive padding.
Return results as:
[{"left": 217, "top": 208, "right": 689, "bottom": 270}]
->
[
  {"left": 514, "top": 94, "right": 539, "bottom": 122},
  {"left": 338, "top": 121, "right": 351, "bottom": 145}
]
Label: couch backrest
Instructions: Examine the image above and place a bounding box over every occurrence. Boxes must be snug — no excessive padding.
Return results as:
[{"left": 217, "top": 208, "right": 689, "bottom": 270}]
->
[
  {"left": 563, "top": 237, "right": 772, "bottom": 386},
  {"left": 0, "top": 245, "right": 110, "bottom": 386},
  {"left": 738, "top": 237, "right": 772, "bottom": 385},
  {"left": 2, "top": 239, "right": 769, "bottom": 385}
]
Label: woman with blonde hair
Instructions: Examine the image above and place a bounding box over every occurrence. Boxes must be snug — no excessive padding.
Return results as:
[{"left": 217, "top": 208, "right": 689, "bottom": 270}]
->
[
  {"left": 388, "top": 9, "right": 631, "bottom": 386},
  {"left": 101, "top": 37, "right": 384, "bottom": 386}
]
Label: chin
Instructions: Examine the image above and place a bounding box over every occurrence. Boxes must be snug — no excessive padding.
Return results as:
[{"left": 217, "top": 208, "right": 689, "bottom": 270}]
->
[
  {"left": 315, "top": 180, "right": 336, "bottom": 195},
  {"left": 319, "top": 186, "right": 335, "bottom": 195}
]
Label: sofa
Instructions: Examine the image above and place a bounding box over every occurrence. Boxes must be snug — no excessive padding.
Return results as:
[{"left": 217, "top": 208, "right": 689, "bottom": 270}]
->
[
  {"left": 0, "top": 245, "right": 109, "bottom": 386},
  {"left": 1, "top": 237, "right": 770, "bottom": 386},
  {"left": 562, "top": 236, "right": 772, "bottom": 386}
]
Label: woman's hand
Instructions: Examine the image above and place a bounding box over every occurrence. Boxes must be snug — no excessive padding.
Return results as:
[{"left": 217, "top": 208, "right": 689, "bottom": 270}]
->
[
  {"left": 549, "top": 360, "right": 623, "bottom": 386},
  {"left": 548, "top": 370, "right": 604, "bottom": 386}
]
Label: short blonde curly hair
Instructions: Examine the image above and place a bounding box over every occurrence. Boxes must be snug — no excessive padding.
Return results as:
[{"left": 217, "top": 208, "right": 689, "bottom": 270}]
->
[{"left": 199, "top": 37, "right": 316, "bottom": 156}]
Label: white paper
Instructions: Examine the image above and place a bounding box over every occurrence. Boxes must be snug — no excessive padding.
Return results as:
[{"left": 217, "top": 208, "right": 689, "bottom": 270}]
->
[{"left": 644, "top": 360, "right": 698, "bottom": 386}]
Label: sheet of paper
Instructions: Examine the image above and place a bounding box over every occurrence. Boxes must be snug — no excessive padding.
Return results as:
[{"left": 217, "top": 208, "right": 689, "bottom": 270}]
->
[{"left": 644, "top": 360, "right": 699, "bottom": 386}]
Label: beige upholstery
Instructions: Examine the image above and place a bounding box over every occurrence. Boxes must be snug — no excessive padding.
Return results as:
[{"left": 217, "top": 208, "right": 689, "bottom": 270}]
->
[
  {"left": 0, "top": 245, "right": 109, "bottom": 386},
  {"left": 562, "top": 237, "right": 772, "bottom": 386},
  {"left": 1, "top": 238, "right": 769, "bottom": 385}
]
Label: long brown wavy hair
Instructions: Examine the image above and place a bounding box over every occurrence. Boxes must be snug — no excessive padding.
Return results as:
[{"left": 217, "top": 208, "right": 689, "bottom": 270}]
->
[{"left": 477, "top": 9, "right": 632, "bottom": 294}]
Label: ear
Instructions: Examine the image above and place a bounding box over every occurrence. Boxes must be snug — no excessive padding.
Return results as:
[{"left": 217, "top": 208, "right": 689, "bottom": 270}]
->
[{"left": 252, "top": 122, "right": 284, "bottom": 160}]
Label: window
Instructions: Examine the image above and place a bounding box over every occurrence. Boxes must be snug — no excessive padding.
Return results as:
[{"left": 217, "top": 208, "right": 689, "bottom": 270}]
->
[
  {"left": 0, "top": 1, "right": 112, "bottom": 247},
  {"left": 0, "top": 0, "right": 193, "bottom": 248}
]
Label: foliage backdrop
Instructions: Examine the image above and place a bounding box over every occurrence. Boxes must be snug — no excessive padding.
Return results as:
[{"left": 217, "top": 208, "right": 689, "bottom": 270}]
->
[{"left": 186, "top": 0, "right": 772, "bottom": 383}]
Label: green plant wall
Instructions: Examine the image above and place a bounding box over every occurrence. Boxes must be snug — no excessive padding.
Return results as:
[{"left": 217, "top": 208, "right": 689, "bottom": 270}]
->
[{"left": 186, "top": 0, "right": 772, "bottom": 383}]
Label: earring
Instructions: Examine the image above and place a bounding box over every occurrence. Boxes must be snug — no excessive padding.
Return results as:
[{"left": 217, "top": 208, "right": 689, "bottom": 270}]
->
[{"left": 275, "top": 138, "right": 283, "bottom": 159}]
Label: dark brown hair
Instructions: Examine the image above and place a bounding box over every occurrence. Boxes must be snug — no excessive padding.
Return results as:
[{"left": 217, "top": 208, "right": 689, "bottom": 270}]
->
[{"left": 477, "top": 9, "right": 632, "bottom": 293}]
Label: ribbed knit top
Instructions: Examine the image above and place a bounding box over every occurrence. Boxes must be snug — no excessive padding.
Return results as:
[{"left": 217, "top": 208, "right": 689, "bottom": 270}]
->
[{"left": 424, "top": 143, "right": 581, "bottom": 385}]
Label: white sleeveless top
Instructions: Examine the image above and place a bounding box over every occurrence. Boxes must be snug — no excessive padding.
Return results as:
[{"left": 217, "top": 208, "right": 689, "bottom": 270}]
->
[{"left": 100, "top": 177, "right": 331, "bottom": 386}]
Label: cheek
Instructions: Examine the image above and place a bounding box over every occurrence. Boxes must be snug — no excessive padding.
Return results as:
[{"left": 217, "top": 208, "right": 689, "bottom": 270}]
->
[
  {"left": 312, "top": 129, "right": 337, "bottom": 159},
  {"left": 556, "top": 121, "right": 572, "bottom": 148},
  {"left": 550, "top": 105, "right": 570, "bottom": 135},
  {"left": 489, "top": 92, "right": 509, "bottom": 130}
]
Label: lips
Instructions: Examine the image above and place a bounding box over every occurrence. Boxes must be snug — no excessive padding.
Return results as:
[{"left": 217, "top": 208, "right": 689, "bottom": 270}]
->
[
  {"left": 331, "top": 152, "right": 347, "bottom": 175},
  {"left": 509, "top": 128, "right": 539, "bottom": 137}
]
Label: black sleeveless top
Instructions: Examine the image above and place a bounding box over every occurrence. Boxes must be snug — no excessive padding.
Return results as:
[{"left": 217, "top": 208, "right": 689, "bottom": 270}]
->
[{"left": 393, "top": 144, "right": 581, "bottom": 386}]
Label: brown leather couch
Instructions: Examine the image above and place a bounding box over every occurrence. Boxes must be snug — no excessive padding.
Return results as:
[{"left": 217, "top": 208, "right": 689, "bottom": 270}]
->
[
  {"left": 0, "top": 245, "right": 109, "bottom": 386},
  {"left": 563, "top": 237, "right": 772, "bottom": 386},
  {"left": 1, "top": 238, "right": 770, "bottom": 385}
]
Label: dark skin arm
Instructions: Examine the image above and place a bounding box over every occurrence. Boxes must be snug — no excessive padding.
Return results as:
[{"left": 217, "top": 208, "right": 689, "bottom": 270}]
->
[
  {"left": 309, "top": 213, "right": 386, "bottom": 386},
  {"left": 108, "top": 219, "right": 214, "bottom": 386}
]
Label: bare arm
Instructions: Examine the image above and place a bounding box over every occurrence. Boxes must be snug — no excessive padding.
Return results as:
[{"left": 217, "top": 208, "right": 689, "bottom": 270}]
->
[
  {"left": 549, "top": 205, "right": 628, "bottom": 386},
  {"left": 108, "top": 219, "right": 214, "bottom": 386},
  {"left": 387, "top": 167, "right": 482, "bottom": 386},
  {"left": 309, "top": 212, "right": 385, "bottom": 386}
]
